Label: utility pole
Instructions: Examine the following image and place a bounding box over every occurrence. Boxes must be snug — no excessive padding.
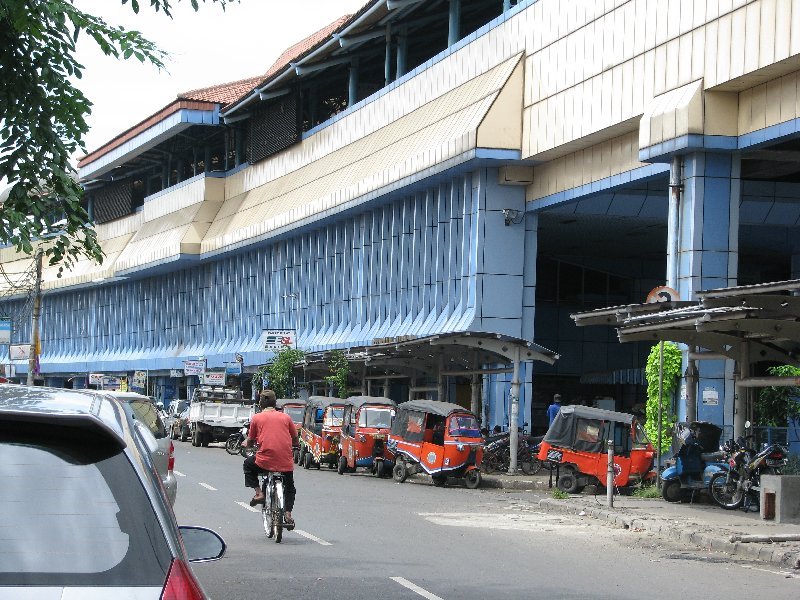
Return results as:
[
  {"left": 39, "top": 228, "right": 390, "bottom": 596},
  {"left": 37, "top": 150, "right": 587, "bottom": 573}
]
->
[{"left": 27, "top": 249, "right": 43, "bottom": 386}]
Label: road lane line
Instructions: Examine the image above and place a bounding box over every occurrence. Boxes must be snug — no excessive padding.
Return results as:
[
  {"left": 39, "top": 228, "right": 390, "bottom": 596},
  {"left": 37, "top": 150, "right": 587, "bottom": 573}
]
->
[
  {"left": 199, "top": 482, "right": 217, "bottom": 491},
  {"left": 173, "top": 470, "right": 186, "bottom": 477},
  {"left": 390, "top": 577, "right": 443, "bottom": 600},
  {"left": 294, "top": 530, "right": 332, "bottom": 546},
  {"left": 235, "top": 501, "right": 260, "bottom": 513}
]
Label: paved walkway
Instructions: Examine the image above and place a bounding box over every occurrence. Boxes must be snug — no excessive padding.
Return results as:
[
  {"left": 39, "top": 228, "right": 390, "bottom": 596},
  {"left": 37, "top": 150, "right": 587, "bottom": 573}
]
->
[{"left": 481, "top": 472, "right": 800, "bottom": 570}]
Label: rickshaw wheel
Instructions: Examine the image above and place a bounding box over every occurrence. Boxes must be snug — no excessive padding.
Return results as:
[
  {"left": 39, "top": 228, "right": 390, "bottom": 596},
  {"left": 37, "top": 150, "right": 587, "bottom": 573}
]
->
[
  {"left": 556, "top": 473, "right": 579, "bottom": 494},
  {"left": 373, "top": 461, "right": 384, "bottom": 477},
  {"left": 337, "top": 455, "right": 347, "bottom": 475},
  {"left": 393, "top": 462, "right": 408, "bottom": 483},
  {"left": 432, "top": 474, "right": 447, "bottom": 487},
  {"left": 303, "top": 452, "right": 313, "bottom": 470},
  {"left": 464, "top": 470, "right": 481, "bottom": 489}
]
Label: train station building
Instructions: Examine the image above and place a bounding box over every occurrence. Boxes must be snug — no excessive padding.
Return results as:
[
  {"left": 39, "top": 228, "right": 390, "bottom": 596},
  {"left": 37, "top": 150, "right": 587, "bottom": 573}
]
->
[{"left": 3, "top": 0, "right": 800, "bottom": 434}]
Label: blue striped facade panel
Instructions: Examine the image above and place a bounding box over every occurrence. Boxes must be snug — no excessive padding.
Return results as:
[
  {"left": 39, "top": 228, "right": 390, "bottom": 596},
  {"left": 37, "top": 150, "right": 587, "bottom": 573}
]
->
[{"left": 5, "top": 171, "right": 525, "bottom": 373}]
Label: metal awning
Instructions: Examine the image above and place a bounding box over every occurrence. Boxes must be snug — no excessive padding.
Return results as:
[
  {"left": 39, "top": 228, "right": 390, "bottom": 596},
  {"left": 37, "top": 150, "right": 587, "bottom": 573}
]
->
[
  {"left": 571, "top": 280, "right": 800, "bottom": 369},
  {"left": 297, "top": 331, "right": 559, "bottom": 387}
]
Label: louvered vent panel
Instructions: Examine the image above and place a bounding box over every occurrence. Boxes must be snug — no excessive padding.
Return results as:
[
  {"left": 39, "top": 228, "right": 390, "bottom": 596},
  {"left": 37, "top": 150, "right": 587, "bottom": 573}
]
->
[
  {"left": 92, "top": 180, "right": 135, "bottom": 224},
  {"left": 247, "top": 94, "right": 299, "bottom": 164}
]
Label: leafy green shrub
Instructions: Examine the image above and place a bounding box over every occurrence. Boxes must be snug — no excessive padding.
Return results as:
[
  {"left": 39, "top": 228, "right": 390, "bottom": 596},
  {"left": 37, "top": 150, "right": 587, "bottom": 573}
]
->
[
  {"left": 551, "top": 488, "right": 569, "bottom": 499},
  {"left": 632, "top": 484, "right": 662, "bottom": 499},
  {"left": 254, "top": 347, "right": 305, "bottom": 398},
  {"left": 644, "top": 342, "right": 681, "bottom": 454},
  {"left": 756, "top": 365, "right": 800, "bottom": 426}
]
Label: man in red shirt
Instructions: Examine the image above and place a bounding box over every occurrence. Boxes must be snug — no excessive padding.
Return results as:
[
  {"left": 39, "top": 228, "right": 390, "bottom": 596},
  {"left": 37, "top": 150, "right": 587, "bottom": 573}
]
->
[{"left": 243, "top": 390, "right": 299, "bottom": 525}]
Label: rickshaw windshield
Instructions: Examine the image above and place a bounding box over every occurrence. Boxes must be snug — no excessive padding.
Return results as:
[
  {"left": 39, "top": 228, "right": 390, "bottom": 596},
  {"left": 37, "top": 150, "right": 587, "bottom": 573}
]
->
[
  {"left": 448, "top": 414, "right": 482, "bottom": 438},
  {"left": 324, "top": 407, "right": 344, "bottom": 427},
  {"left": 633, "top": 421, "right": 650, "bottom": 449},
  {"left": 359, "top": 407, "right": 394, "bottom": 428},
  {"left": 285, "top": 407, "right": 304, "bottom": 423}
]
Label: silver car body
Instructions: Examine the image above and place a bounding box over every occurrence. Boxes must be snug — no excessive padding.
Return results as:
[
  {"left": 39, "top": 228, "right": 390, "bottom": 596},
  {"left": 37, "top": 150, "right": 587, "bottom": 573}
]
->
[
  {"left": 100, "top": 391, "right": 177, "bottom": 505},
  {"left": 0, "top": 384, "right": 223, "bottom": 599}
]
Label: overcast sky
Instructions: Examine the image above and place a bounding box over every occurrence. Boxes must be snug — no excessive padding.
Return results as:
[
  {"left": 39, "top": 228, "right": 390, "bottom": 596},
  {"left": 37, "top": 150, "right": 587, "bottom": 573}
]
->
[{"left": 73, "top": 0, "right": 366, "bottom": 161}]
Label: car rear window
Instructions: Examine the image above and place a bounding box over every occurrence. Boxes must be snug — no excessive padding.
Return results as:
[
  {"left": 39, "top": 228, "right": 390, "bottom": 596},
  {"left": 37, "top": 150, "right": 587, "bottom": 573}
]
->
[
  {"left": 0, "top": 423, "right": 172, "bottom": 586},
  {"left": 129, "top": 398, "right": 167, "bottom": 438}
]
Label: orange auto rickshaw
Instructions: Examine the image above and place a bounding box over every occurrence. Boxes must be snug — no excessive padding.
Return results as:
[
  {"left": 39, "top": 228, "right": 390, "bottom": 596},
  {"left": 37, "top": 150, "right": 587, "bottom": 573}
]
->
[
  {"left": 299, "top": 396, "right": 345, "bottom": 470},
  {"left": 537, "top": 405, "right": 655, "bottom": 493},
  {"left": 337, "top": 396, "right": 397, "bottom": 477},
  {"left": 277, "top": 398, "right": 306, "bottom": 464},
  {"left": 388, "top": 400, "right": 483, "bottom": 489}
]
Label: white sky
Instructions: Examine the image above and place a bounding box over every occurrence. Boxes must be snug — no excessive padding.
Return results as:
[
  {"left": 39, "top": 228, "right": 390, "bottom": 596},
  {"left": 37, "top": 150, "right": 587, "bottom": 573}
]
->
[{"left": 73, "top": 0, "right": 367, "bottom": 161}]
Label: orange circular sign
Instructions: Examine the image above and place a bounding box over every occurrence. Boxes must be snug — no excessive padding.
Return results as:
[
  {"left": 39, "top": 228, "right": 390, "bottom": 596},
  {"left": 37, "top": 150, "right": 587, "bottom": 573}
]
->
[{"left": 646, "top": 286, "right": 680, "bottom": 303}]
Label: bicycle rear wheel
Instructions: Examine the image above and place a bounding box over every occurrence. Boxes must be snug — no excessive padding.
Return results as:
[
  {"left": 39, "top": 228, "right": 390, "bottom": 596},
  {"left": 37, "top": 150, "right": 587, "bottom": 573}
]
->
[
  {"left": 261, "top": 480, "right": 273, "bottom": 538},
  {"left": 273, "top": 480, "right": 284, "bottom": 543}
]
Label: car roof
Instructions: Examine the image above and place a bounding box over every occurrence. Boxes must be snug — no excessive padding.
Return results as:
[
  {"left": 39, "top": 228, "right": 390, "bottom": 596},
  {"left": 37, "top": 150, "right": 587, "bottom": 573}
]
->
[
  {"left": 0, "top": 384, "right": 127, "bottom": 450},
  {"left": 102, "top": 391, "right": 152, "bottom": 401}
]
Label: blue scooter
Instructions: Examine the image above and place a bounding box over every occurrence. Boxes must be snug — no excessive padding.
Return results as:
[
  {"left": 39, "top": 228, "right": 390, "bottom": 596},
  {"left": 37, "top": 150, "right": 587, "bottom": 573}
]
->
[{"left": 660, "top": 421, "right": 728, "bottom": 502}]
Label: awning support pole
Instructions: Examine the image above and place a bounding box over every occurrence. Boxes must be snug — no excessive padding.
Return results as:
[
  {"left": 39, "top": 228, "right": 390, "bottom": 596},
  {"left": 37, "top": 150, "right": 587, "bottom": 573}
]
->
[{"left": 508, "top": 347, "right": 521, "bottom": 474}]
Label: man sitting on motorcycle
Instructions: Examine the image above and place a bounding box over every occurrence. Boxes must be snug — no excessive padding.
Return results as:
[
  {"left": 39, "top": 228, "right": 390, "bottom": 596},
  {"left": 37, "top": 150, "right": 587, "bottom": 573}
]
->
[{"left": 243, "top": 390, "right": 300, "bottom": 526}]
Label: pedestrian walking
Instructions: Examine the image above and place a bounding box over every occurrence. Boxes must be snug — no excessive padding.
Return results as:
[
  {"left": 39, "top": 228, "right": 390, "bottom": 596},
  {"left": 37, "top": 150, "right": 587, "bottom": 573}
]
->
[{"left": 547, "top": 394, "right": 562, "bottom": 425}]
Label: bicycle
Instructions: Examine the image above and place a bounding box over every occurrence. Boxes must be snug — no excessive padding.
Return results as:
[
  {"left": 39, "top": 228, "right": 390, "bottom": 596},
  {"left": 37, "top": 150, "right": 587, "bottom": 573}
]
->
[{"left": 259, "top": 471, "right": 291, "bottom": 543}]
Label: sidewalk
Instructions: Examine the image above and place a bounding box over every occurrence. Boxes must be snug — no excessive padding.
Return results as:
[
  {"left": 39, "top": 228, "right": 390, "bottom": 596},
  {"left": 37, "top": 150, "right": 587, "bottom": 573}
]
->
[{"left": 481, "top": 472, "right": 800, "bottom": 569}]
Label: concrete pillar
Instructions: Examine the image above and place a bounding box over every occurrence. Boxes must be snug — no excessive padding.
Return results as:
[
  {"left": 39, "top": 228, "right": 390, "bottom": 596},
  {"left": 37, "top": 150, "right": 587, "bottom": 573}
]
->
[
  {"left": 396, "top": 32, "right": 407, "bottom": 78},
  {"left": 674, "top": 152, "right": 740, "bottom": 426},
  {"left": 348, "top": 59, "right": 359, "bottom": 106},
  {"left": 448, "top": 0, "right": 461, "bottom": 47}
]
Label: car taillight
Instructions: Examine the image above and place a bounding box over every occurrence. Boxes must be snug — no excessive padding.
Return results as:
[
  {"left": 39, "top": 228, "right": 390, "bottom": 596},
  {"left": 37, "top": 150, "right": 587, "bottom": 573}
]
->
[
  {"left": 161, "top": 558, "right": 205, "bottom": 600},
  {"left": 168, "top": 441, "right": 175, "bottom": 472},
  {"left": 768, "top": 451, "right": 784, "bottom": 459}
]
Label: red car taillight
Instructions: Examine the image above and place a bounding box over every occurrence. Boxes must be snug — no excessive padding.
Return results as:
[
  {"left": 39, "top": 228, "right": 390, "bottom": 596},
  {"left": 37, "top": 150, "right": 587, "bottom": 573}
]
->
[
  {"left": 168, "top": 441, "right": 175, "bottom": 472},
  {"left": 161, "top": 558, "right": 205, "bottom": 600}
]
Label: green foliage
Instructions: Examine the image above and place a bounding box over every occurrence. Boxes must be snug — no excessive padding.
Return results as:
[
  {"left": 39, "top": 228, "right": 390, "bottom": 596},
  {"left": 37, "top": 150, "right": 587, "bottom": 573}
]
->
[
  {"left": 325, "top": 349, "right": 350, "bottom": 399},
  {"left": 631, "top": 483, "right": 662, "bottom": 499},
  {"left": 0, "top": 0, "right": 227, "bottom": 273},
  {"left": 262, "top": 347, "right": 305, "bottom": 399},
  {"left": 644, "top": 342, "right": 681, "bottom": 454},
  {"left": 756, "top": 365, "right": 800, "bottom": 426},
  {"left": 551, "top": 488, "right": 569, "bottom": 500}
]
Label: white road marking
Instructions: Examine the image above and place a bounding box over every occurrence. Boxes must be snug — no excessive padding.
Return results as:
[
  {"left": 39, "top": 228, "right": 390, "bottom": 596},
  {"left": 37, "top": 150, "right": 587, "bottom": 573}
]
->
[
  {"left": 235, "top": 501, "right": 261, "bottom": 513},
  {"left": 199, "top": 482, "right": 217, "bottom": 491},
  {"left": 172, "top": 470, "right": 186, "bottom": 477},
  {"left": 390, "top": 577, "right": 444, "bottom": 600},
  {"left": 418, "top": 512, "right": 591, "bottom": 532},
  {"left": 294, "top": 529, "right": 332, "bottom": 546}
]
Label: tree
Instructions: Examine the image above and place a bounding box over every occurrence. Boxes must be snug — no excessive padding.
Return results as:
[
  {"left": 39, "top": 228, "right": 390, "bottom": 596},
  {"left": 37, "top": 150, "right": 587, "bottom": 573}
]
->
[
  {"left": 756, "top": 365, "right": 800, "bottom": 426},
  {"left": 325, "top": 349, "right": 351, "bottom": 399},
  {"left": 0, "top": 0, "right": 227, "bottom": 274},
  {"left": 254, "top": 347, "right": 305, "bottom": 399}
]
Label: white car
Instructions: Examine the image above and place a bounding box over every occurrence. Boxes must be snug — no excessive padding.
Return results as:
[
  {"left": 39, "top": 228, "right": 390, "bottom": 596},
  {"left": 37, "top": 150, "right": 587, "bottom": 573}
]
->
[{"left": 101, "top": 391, "right": 178, "bottom": 505}]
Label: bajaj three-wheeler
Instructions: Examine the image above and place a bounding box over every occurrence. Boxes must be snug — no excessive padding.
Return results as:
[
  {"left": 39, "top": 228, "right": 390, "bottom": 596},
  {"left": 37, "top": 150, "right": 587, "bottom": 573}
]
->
[
  {"left": 277, "top": 398, "right": 307, "bottom": 464},
  {"left": 338, "top": 396, "right": 397, "bottom": 477},
  {"left": 388, "top": 400, "right": 483, "bottom": 489},
  {"left": 537, "top": 405, "right": 654, "bottom": 493},
  {"left": 299, "top": 396, "right": 345, "bottom": 469}
]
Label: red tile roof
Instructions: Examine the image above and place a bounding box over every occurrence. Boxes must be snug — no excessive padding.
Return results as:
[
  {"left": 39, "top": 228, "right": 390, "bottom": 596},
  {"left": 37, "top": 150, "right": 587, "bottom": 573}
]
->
[{"left": 80, "top": 13, "right": 355, "bottom": 170}]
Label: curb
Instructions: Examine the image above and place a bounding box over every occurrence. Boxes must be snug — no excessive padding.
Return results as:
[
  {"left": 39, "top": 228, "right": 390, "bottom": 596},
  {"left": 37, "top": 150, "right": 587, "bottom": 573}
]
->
[
  {"left": 481, "top": 476, "right": 551, "bottom": 491},
  {"left": 537, "top": 498, "right": 800, "bottom": 570}
]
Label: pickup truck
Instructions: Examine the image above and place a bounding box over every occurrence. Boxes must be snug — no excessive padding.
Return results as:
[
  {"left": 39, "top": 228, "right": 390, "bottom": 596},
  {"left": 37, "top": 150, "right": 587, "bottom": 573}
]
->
[{"left": 189, "top": 386, "right": 255, "bottom": 447}]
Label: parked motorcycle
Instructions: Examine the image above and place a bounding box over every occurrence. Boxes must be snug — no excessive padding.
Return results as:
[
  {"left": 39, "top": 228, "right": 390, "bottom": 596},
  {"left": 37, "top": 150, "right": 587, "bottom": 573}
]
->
[
  {"left": 709, "top": 426, "right": 789, "bottom": 511},
  {"left": 482, "top": 431, "right": 543, "bottom": 475},
  {"left": 225, "top": 422, "right": 253, "bottom": 457},
  {"left": 660, "top": 421, "right": 728, "bottom": 503}
]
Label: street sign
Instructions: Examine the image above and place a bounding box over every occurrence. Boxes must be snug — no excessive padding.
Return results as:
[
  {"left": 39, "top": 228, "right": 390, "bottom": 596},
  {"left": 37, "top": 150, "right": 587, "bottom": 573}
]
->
[
  {"left": 89, "top": 373, "right": 104, "bottom": 386},
  {"left": 0, "top": 319, "right": 11, "bottom": 344},
  {"left": 132, "top": 370, "right": 148, "bottom": 389},
  {"left": 169, "top": 369, "right": 184, "bottom": 378},
  {"left": 264, "top": 329, "right": 296, "bottom": 351},
  {"left": 646, "top": 286, "right": 680, "bottom": 303},
  {"left": 224, "top": 361, "right": 242, "bottom": 375}
]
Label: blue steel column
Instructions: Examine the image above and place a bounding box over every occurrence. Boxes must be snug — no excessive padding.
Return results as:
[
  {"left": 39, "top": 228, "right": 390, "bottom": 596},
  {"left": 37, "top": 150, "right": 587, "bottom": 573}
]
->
[{"left": 676, "top": 152, "right": 740, "bottom": 426}]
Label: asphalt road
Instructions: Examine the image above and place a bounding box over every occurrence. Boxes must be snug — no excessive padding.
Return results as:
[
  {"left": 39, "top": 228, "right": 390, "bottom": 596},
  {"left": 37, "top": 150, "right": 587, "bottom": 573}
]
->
[{"left": 171, "top": 442, "right": 798, "bottom": 600}]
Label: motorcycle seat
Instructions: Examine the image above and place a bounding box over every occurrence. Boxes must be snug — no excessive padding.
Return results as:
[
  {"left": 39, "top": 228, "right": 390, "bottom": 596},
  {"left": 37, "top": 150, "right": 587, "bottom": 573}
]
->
[{"left": 700, "top": 451, "right": 724, "bottom": 462}]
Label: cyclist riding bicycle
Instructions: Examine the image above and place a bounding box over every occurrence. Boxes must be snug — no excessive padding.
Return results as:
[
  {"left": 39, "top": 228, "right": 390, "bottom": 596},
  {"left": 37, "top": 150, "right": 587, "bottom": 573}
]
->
[{"left": 243, "top": 390, "right": 300, "bottom": 527}]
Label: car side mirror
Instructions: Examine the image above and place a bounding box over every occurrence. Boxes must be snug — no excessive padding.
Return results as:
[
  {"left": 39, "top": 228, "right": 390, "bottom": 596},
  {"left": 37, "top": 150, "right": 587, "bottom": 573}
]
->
[{"left": 179, "top": 526, "right": 226, "bottom": 562}]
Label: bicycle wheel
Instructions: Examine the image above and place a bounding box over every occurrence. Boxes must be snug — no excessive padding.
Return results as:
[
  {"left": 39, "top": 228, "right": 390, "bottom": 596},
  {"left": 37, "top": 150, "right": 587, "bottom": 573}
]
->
[
  {"left": 273, "top": 479, "right": 284, "bottom": 544},
  {"left": 262, "top": 480, "right": 274, "bottom": 538}
]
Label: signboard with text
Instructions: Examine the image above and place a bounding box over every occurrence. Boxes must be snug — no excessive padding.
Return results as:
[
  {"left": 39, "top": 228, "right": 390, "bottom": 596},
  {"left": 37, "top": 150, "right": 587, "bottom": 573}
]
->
[
  {"left": 263, "top": 329, "right": 296, "bottom": 351},
  {"left": 183, "top": 359, "right": 206, "bottom": 376},
  {"left": 202, "top": 371, "right": 227, "bottom": 386},
  {"left": 9, "top": 344, "right": 30, "bottom": 360},
  {"left": 132, "top": 370, "right": 148, "bottom": 389},
  {"left": 0, "top": 319, "right": 11, "bottom": 345}
]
